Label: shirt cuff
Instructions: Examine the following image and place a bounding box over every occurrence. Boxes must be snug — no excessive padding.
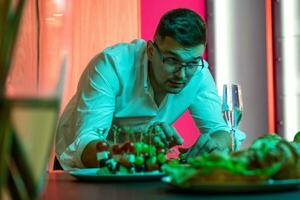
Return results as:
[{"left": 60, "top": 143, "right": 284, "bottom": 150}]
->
[
  {"left": 205, "top": 126, "right": 231, "bottom": 135},
  {"left": 58, "top": 132, "right": 104, "bottom": 170},
  {"left": 232, "top": 128, "right": 246, "bottom": 150}
]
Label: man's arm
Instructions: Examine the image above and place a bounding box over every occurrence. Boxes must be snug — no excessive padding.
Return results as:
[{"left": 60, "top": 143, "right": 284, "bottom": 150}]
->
[
  {"left": 185, "top": 66, "right": 233, "bottom": 157},
  {"left": 183, "top": 130, "right": 232, "bottom": 158},
  {"left": 56, "top": 52, "right": 119, "bottom": 169}
]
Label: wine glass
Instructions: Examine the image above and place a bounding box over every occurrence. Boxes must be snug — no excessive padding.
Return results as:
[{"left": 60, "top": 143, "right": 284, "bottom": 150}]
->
[{"left": 222, "top": 84, "right": 243, "bottom": 151}]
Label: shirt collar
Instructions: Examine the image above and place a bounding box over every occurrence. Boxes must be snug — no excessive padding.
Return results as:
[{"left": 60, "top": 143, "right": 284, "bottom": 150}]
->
[{"left": 142, "top": 50, "right": 151, "bottom": 94}]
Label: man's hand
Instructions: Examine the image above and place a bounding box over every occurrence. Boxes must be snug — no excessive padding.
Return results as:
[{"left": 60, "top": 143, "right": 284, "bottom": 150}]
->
[
  {"left": 81, "top": 140, "right": 102, "bottom": 168},
  {"left": 183, "top": 131, "right": 232, "bottom": 159},
  {"left": 147, "top": 122, "right": 184, "bottom": 148}
]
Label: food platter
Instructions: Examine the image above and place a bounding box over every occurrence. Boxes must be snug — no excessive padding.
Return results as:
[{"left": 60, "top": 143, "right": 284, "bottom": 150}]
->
[
  {"left": 70, "top": 168, "right": 164, "bottom": 181},
  {"left": 162, "top": 176, "right": 300, "bottom": 193}
]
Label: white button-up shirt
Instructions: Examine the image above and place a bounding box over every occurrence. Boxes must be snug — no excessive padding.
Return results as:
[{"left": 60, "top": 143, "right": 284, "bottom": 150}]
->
[{"left": 56, "top": 39, "right": 245, "bottom": 169}]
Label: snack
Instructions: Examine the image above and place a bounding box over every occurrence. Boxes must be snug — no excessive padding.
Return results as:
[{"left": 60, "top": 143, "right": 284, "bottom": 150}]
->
[
  {"left": 163, "top": 151, "right": 279, "bottom": 187},
  {"left": 96, "top": 140, "right": 167, "bottom": 175},
  {"left": 248, "top": 133, "right": 300, "bottom": 179},
  {"left": 163, "top": 132, "right": 300, "bottom": 187}
]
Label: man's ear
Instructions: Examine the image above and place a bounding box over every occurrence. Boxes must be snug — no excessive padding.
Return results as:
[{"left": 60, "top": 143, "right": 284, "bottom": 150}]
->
[{"left": 146, "top": 41, "right": 154, "bottom": 60}]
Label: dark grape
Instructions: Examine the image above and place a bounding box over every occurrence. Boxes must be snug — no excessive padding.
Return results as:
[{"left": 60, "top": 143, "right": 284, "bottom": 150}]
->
[
  {"left": 135, "top": 164, "right": 146, "bottom": 172},
  {"left": 99, "top": 159, "right": 108, "bottom": 168},
  {"left": 106, "top": 159, "right": 118, "bottom": 172}
]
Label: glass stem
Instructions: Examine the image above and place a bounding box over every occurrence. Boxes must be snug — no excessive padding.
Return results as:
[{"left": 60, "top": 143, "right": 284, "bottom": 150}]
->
[{"left": 231, "top": 128, "right": 236, "bottom": 151}]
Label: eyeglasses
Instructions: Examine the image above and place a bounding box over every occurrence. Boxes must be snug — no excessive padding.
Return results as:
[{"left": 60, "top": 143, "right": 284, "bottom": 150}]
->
[{"left": 153, "top": 42, "right": 204, "bottom": 74}]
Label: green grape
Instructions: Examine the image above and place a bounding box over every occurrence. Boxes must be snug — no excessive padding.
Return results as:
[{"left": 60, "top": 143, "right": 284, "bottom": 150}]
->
[
  {"left": 157, "top": 153, "right": 167, "bottom": 164},
  {"left": 142, "top": 143, "right": 149, "bottom": 153},
  {"left": 134, "top": 142, "right": 143, "bottom": 154},
  {"left": 149, "top": 145, "right": 156, "bottom": 155},
  {"left": 135, "top": 155, "right": 145, "bottom": 166},
  {"left": 146, "top": 156, "right": 157, "bottom": 165},
  {"left": 168, "top": 159, "right": 180, "bottom": 167},
  {"left": 179, "top": 153, "right": 185, "bottom": 160}
]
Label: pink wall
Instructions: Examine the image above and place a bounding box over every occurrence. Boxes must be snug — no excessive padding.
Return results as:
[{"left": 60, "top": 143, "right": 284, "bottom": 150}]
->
[{"left": 141, "top": 0, "right": 206, "bottom": 148}]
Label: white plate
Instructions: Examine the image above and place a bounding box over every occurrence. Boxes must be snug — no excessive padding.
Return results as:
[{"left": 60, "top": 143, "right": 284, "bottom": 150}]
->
[
  {"left": 162, "top": 176, "right": 300, "bottom": 193},
  {"left": 70, "top": 168, "right": 164, "bottom": 181}
]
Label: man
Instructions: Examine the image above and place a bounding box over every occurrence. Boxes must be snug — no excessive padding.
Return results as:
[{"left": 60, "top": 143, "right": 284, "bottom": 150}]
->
[{"left": 56, "top": 8, "right": 245, "bottom": 169}]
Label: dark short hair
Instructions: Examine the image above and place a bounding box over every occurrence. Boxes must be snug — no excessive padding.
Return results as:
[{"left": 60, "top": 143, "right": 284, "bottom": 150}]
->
[{"left": 155, "top": 8, "right": 207, "bottom": 47}]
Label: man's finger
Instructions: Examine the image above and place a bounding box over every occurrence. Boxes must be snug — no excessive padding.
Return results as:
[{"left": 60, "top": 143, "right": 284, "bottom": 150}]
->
[
  {"left": 183, "top": 145, "right": 201, "bottom": 158},
  {"left": 160, "top": 123, "right": 184, "bottom": 145},
  {"left": 204, "top": 139, "right": 219, "bottom": 153},
  {"left": 183, "top": 139, "right": 209, "bottom": 159},
  {"left": 153, "top": 124, "right": 168, "bottom": 145},
  {"left": 159, "top": 122, "right": 174, "bottom": 140},
  {"left": 152, "top": 135, "right": 165, "bottom": 148}
]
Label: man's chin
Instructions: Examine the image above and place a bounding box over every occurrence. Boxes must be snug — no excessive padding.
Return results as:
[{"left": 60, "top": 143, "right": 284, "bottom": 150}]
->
[{"left": 165, "top": 87, "right": 184, "bottom": 94}]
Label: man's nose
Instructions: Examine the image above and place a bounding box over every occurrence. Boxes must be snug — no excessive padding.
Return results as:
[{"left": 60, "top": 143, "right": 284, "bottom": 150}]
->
[{"left": 175, "top": 66, "right": 187, "bottom": 79}]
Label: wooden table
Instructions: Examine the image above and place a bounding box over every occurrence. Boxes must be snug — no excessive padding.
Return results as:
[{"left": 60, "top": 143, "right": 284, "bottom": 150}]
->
[{"left": 39, "top": 171, "right": 300, "bottom": 200}]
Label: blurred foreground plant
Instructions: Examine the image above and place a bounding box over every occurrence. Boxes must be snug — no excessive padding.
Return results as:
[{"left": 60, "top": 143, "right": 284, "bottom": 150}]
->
[
  {"left": 0, "top": 0, "right": 26, "bottom": 96},
  {"left": 0, "top": 0, "right": 26, "bottom": 198}
]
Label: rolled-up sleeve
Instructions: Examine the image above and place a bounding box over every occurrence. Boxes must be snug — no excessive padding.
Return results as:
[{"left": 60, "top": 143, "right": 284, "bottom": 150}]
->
[
  {"left": 56, "top": 52, "right": 120, "bottom": 169},
  {"left": 189, "top": 68, "right": 229, "bottom": 134}
]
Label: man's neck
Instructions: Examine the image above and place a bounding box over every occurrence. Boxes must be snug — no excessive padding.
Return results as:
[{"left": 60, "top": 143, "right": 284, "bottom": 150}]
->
[{"left": 154, "top": 93, "right": 165, "bottom": 107}]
